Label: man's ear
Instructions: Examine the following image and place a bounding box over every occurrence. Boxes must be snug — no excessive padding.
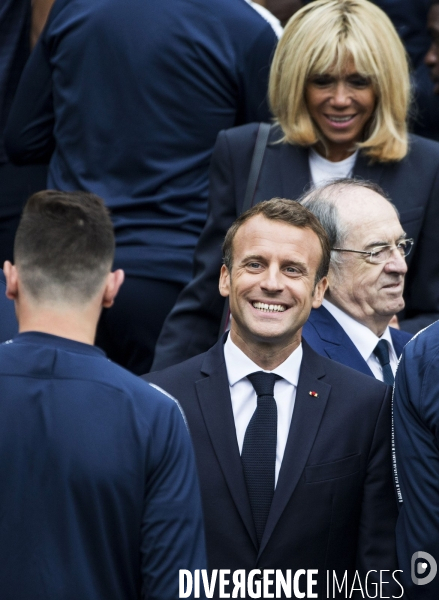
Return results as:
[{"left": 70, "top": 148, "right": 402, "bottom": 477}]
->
[
  {"left": 102, "top": 269, "right": 125, "bottom": 308},
  {"left": 312, "top": 276, "right": 328, "bottom": 309},
  {"left": 219, "top": 264, "right": 231, "bottom": 298},
  {"left": 3, "top": 261, "right": 19, "bottom": 300}
]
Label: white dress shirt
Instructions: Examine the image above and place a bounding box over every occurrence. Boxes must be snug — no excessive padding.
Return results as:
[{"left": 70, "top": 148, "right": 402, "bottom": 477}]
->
[
  {"left": 223, "top": 335, "right": 302, "bottom": 486},
  {"left": 322, "top": 299, "right": 398, "bottom": 379}
]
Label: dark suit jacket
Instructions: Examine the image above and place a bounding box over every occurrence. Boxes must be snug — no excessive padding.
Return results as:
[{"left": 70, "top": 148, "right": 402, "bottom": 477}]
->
[
  {"left": 152, "top": 124, "right": 439, "bottom": 370},
  {"left": 303, "top": 305, "right": 412, "bottom": 376},
  {"left": 146, "top": 338, "right": 400, "bottom": 598}
]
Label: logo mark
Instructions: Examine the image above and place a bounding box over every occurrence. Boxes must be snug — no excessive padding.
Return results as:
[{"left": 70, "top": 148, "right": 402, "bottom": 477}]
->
[{"left": 411, "top": 552, "right": 437, "bottom": 585}]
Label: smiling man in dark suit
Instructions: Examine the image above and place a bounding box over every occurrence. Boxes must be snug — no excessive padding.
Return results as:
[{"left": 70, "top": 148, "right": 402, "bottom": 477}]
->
[
  {"left": 146, "top": 199, "right": 400, "bottom": 598},
  {"left": 301, "top": 179, "right": 412, "bottom": 382}
]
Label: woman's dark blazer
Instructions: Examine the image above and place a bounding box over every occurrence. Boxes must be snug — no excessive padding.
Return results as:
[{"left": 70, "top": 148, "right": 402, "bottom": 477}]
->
[{"left": 152, "top": 123, "right": 439, "bottom": 370}]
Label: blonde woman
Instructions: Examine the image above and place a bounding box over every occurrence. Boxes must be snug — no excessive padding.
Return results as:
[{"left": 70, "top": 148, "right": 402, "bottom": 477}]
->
[{"left": 152, "top": 0, "right": 439, "bottom": 370}]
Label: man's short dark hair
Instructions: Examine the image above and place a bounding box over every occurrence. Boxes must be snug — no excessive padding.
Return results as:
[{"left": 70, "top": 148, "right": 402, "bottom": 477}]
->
[
  {"left": 14, "top": 190, "right": 115, "bottom": 303},
  {"left": 222, "top": 198, "right": 331, "bottom": 283}
]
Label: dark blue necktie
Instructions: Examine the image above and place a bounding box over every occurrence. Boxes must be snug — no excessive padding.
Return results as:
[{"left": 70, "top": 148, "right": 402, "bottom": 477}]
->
[
  {"left": 373, "top": 340, "right": 394, "bottom": 386},
  {"left": 241, "top": 371, "right": 279, "bottom": 545}
]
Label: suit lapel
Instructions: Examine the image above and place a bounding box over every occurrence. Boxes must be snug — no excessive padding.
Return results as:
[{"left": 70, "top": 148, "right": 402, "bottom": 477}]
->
[
  {"left": 196, "top": 341, "right": 258, "bottom": 549},
  {"left": 323, "top": 344, "right": 374, "bottom": 377},
  {"left": 279, "top": 143, "right": 312, "bottom": 201},
  {"left": 352, "top": 151, "right": 385, "bottom": 185},
  {"left": 254, "top": 137, "right": 311, "bottom": 205},
  {"left": 306, "top": 307, "right": 375, "bottom": 377},
  {"left": 258, "top": 343, "right": 330, "bottom": 558}
]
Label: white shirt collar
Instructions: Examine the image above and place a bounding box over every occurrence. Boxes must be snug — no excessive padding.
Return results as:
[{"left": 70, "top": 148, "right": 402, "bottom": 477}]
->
[
  {"left": 224, "top": 334, "right": 302, "bottom": 388},
  {"left": 244, "top": 0, "right": 283, "bottom": 38},
  {"left": 322, "top": 299, "right": 396, "bottom": 362}
]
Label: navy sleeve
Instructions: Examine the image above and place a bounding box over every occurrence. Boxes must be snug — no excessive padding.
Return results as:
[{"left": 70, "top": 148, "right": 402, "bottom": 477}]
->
[
  {"left": 236, "top": 26, "right": 277, "bottom": 124},
  {"left": 394, "top": 333, "right": 439, "bottom": 599},
  {"left": 151, "top": 129, "right": 250, "bottom": 370},
  {"left": 5, "top": 35, "right": 55, "bottom": 164},
  {"left": 140, "top": 395, "right": 207, "bottom": 599}
]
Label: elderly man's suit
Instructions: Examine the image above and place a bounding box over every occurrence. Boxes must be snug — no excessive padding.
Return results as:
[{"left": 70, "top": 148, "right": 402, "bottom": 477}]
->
[
  {"left": 152, "top": 124, "right": 439, "bottom": 370},
  {"left": 146, "top": 337, "right": 400, "bottom": 598},
  {"left": 303, "top": 305, "right": 411, "bottom": 376}
]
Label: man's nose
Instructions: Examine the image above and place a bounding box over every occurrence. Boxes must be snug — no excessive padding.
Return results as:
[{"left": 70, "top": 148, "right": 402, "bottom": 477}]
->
[
  {"left": 260, "top": 266, "right": 284, "bottom": 291},
  {"left": 384, "top": 248, "right": 408, "bottom": 275}
]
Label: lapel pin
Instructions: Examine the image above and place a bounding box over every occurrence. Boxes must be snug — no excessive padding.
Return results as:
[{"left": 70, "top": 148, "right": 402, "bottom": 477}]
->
[{"left": 309, "top": 391, "right": 318, "bottom": 397}]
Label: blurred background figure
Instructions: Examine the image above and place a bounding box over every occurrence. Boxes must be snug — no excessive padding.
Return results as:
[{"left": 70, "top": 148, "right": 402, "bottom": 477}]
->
[
  {"left": 372, "top": 0, "right": 431, "bottom": 69},
  {"left": 5, "top": 0, "right": 277, "bottom": 375},
  {"left": 0, "top": 0, "right": 53, "bottom": 267},
  {"left": 424, "top": 1, "right": 439, "bottom": 97},
  {"left": 152, "top": 0, "right": 439, "bottom": 371},
  {"left": 371, "top": 0, "right": 439, "bottom": 142}
]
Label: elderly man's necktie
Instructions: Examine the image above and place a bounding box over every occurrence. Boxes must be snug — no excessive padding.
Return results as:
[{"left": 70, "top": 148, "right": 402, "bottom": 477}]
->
[{"left": 373, "top": 339, "right": 394, "bottom": 386}]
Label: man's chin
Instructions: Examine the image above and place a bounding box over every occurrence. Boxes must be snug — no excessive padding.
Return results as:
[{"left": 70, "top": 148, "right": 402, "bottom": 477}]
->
[{"left": 380, "top": 301, "right": 405, "bottom": 317}]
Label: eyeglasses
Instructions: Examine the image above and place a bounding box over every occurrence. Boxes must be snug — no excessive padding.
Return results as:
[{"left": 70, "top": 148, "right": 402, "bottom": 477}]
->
[{"left": 331, "top": 238, "right": 414, "bottom": 264}]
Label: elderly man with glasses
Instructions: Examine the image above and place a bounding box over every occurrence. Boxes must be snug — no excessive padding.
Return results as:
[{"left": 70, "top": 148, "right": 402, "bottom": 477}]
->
[{"left": 300, "top": 178, "right": 412, "bottom": 384}]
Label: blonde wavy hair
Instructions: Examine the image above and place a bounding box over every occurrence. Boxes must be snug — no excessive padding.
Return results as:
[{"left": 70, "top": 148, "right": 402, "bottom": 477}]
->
[{"left": 269, "top": 0, "right": 410, "bottom": 162}]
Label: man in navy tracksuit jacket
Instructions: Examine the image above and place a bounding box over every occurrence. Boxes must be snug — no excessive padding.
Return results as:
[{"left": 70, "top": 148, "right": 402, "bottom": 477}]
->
[{"left": 0, "top": 189, "right": 206, "bottom": 599}]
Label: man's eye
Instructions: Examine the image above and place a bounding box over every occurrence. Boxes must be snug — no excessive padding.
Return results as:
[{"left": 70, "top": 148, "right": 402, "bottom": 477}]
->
[
  {"left": 247, "top": 262, "right": 261, "bottom": 269},
  {"left": 370, "top": 246, "right": 388, "bottom": 259},
  {"left": 285, "top": 266, "right": 301, "bottom": 275}
]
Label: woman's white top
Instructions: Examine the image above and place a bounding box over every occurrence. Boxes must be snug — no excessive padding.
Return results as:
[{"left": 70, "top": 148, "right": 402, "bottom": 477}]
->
[{"left": 309, "top": 147, "right": 358, "bottom": 187}]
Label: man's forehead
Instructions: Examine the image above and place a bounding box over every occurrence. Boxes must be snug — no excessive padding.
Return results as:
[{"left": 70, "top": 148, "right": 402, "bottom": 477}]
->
[
  {"left": 335, "top": 189, "right": 397, "bottom": 224},
  {"left": 233, "top": 215, "right": 320, "bottom": 250},
  {"left": 235, "top": 214, "right": 310, "bottom": 236},
  {"left": 345, "top": 215, "right": 404, "bottom": 247}
]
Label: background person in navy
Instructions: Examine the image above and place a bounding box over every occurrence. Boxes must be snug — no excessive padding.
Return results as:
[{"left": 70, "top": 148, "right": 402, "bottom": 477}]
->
[
  {"left": 4, "top": 0, "right": 277, "bottom": 375},
  {"left": 300, "top": 179, "right": 412, "bottom": 379},
  {"left": 0, "top": 190, "right": 206, "bottom": 600},
  {"left": 424, "top": 0, "right": 439, "bottom": 97},
  {"left": 0, "top": 0, "right": 52, "bottom": 267},
  {"left": 393, "top": 321, "right": 439, "bottom": 600}
]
